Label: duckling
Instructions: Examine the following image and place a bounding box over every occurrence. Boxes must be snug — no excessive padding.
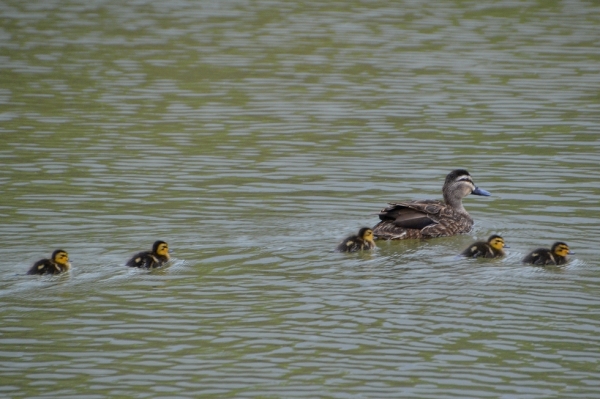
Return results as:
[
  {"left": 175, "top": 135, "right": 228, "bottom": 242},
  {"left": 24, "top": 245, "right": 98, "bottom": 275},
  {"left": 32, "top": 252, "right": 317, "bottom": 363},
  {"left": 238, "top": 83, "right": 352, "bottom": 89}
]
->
[
  {"left": 27, "top": 249, "right": 71, "bottom": 275},
  {"left": 461, "top": 234, "right": 506, "bottom": 258},
  {"left": 126, "top": 240, "right": 170, "bottom": 269},
  {"left": 373, "top": 169, "right": 491, "bottom": 240},
  {"left": 522, "top": 242, "right": 571, "bottom": 266},
  {"left": 336, "top": 227, "right": 376, "bottom": 252}
]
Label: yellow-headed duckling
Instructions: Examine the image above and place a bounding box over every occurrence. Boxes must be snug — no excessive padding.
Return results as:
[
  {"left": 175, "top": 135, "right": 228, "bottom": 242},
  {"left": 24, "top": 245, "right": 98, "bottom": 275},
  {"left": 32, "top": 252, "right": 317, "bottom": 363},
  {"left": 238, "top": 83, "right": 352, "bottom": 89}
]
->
[
  {"left": 126, "top": 240, "right": 170, "bottom": 269},
  {"left": 336, "top": 227, "right": 376, "bottom": 252},
  {"left": 461, "top": 234, "right": 507, "bottom": 258},
  {"left": 522, "top": 242, "right": 571, "bottom": 266},
  {"left": 373, "top": 169, "right": 491, "bottom": 240},
  {"left": 27, "top": 249, "right": 71, "bottom": 275}
]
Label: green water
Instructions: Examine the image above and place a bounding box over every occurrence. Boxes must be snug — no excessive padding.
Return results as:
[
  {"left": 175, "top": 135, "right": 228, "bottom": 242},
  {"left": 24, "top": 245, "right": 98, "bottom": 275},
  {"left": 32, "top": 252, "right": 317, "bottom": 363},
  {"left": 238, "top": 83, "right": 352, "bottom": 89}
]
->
[{"left": 1, "top": 0, "right": 599, "bottom": 398}]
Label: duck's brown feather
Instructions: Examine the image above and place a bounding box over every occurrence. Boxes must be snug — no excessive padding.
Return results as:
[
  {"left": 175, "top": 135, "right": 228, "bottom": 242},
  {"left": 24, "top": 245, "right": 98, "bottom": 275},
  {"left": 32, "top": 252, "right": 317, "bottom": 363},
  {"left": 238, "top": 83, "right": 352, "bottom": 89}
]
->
[{"left": 374, "top": 200, "right": 473, "bottom": 240}]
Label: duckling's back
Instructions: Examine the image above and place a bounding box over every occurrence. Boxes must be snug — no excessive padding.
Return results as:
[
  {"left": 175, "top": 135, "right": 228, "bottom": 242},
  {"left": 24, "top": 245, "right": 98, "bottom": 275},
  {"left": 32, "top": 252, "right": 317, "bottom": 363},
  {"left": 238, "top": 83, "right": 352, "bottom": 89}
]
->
[
  {"left": 336, "top": 236, "right": 374, "bottom": 252},
  {"left": 126, "top": 251, "right": 162, "bottom": 268},
  {"left": 27, "top": 259, "right": 64, "bottom": 275},
  {"left": 522, "top": 248, "right": 558, "bottom": 265},
  {"left": 461, "top": 242, "right": 495, "bottom": 258}
]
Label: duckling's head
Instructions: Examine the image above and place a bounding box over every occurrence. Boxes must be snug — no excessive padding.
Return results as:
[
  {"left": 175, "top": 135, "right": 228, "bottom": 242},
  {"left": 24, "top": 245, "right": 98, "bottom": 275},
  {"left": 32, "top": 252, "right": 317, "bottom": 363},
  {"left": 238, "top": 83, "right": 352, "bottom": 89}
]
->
[
  {"left": 487, "top": 235, "right": 505, "bottom": 250},
  {"left": 551, "top": 242, "right": 570, "bottom": 257},
  {"left": 358, "top": 227, "right": 375, "bottom": 243},
  {"left": 152, "top": 240, "right": 170, "bottom": 258},
  {"left": 51, "top": 249, "right": 70, "bottom": 267},
  {"left": 444, "top": 169, "right": 491, "bottom": 203}
]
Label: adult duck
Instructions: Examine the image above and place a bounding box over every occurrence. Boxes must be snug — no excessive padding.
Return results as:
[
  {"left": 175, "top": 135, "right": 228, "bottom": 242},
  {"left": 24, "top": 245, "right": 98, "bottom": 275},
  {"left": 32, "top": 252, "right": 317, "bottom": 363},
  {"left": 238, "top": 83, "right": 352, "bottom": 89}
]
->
[{"left": 373, "top": 169, "right": 490, "bottom": 240}]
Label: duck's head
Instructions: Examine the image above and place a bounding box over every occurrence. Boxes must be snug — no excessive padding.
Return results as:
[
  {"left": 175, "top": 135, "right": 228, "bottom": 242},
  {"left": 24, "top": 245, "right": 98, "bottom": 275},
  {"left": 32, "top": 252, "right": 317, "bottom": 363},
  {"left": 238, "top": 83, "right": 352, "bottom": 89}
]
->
[
  {"left": 443, "top": 169, "right": 491, "bottom": 204},
  {"left": 358, "top": 227, "right": 375, "bottom": 243},
  {"left": 487, "top": 235, "right": 506, "bottom": 250},
  {"left": 52, "top": 249, "right": 70, "bottom": 267},
  {"left": 551, "top": 242, "right": 571, "bottom": 257},
  {"left": 152, "top": 240, "right": 170, "bottom": 259}
]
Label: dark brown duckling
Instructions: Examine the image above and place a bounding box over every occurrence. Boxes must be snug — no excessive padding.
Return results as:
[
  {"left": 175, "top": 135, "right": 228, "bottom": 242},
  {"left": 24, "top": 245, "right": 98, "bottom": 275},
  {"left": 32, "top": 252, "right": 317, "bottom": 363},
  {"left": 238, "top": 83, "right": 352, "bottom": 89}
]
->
[
  {"left": 373, "top": 169, "right": 491, "bottom": 240},
  {"left": 27, "top": 249, "right": 71, "bottom": 275},
  {"left": 126, "top": 240, "right": 170, "bottom": 269},
  {"left": 461, "top": 234, "right": 507, "bottom": 258},
  {"left": 336, "top": 227, "right": 376, "bottom": 252},
  {"left": 522, "top": 242, "right": 571, "bottom": 266}
]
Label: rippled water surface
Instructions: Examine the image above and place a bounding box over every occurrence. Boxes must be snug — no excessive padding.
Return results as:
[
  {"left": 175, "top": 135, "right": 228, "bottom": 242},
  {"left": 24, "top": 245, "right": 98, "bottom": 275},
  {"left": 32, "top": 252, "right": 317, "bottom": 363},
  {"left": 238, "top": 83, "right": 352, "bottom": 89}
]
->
[{"left": 1, "top": 0, "right": 600, "bottom": 397}]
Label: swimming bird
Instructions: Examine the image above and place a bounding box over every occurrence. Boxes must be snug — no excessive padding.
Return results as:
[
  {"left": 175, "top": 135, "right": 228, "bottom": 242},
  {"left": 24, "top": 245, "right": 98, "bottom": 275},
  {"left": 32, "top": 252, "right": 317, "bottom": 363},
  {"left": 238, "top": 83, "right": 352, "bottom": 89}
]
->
[
  {"left": 461, "top": 234, "right": 506, "bottom": 258},
  {"left": 126, "top": 240, "right": 171, "bottom": 268},
  {"left": 373, "top": 169, "right": 490, "bottom": 240},
  {"left": 336, "top": 227, "right": 376, "bottom": 252},
  {"left": 522, "top": 242, "right": 571, "bottom": 266},
  {"left": 27, "top": 249, "right": 71, "bottom": 275}
]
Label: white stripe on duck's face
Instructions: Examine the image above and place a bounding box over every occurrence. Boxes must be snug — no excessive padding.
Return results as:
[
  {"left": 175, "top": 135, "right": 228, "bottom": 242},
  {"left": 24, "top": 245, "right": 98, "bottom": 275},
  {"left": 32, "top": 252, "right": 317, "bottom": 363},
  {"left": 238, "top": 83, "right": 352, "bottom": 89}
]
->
[
  {"left": 456, "top": 175, "right": 473, "bottom": 183},
  {"left": 456, "top": 175, "right": 475, "bottom": 188}
]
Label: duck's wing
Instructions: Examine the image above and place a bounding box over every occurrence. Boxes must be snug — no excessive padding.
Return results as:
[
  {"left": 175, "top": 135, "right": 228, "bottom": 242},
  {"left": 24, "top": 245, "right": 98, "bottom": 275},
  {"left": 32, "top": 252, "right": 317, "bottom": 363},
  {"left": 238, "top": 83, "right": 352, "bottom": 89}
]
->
[
  {"left": 523, "top": 248, "right": 553, "bottom": 265},
  {"left": 378, "top": 200, "right": 443, "bottom": 230},
  {"left": 461, "top": 243, "right": 486, "bottom": 258},
  {"left": 27, "top": 259, "right": 52, "bottom": 275},
  {"left": 126, "top": 251, "right": 158, "bottom": 268},
  {"left": 336, "top": 236, "right": 360, "bottom": 252}
]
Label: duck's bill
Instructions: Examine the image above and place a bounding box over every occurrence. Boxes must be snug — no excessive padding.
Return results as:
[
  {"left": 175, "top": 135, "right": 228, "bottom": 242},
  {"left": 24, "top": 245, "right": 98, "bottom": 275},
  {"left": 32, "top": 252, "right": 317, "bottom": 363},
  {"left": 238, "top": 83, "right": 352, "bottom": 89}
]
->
[{"left": 472, "top": 187, "right": 491, "bottom": 196}]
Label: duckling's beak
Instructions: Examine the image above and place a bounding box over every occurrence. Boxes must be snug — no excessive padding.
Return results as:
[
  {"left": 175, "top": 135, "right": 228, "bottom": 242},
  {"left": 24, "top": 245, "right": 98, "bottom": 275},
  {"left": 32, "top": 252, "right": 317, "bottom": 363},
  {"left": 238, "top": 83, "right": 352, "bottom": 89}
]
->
[{"left": 472, "top": 186, "right": 491, "bottom": 196}]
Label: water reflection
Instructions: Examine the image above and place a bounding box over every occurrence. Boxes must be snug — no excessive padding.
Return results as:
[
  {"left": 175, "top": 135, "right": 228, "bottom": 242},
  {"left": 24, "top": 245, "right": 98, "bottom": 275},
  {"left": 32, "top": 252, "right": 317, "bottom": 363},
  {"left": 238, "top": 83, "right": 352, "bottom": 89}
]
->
[{"left": 1, "top": 0, "right": 600, "bottom": 397}]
